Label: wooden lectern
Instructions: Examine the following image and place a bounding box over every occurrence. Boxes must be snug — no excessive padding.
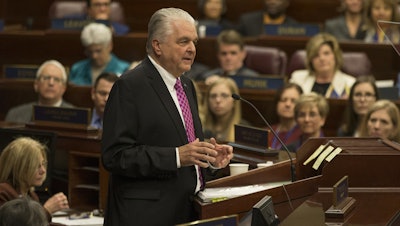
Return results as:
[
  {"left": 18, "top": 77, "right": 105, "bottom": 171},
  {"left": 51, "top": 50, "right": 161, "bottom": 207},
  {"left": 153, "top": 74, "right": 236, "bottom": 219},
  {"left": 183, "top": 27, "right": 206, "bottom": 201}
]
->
[{"left": 196, "top": 137, "right": 400, "bottom": 225}]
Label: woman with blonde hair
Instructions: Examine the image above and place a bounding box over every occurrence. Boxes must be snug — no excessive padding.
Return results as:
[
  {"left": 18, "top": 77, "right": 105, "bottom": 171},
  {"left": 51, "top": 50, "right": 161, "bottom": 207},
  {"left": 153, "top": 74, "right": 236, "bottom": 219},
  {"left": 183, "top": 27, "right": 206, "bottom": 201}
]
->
[
  {"left": 290, "top": 33, "right": 356, "bottom": 99},
  {"left": 202, "top": 77, "right": 248, "bottom": 142},
  {"left": 0, "top": 137, "right": 69, "bottom": 225},
  {"left": 360, "top": 100, "right": 400, "bottom": 142}
]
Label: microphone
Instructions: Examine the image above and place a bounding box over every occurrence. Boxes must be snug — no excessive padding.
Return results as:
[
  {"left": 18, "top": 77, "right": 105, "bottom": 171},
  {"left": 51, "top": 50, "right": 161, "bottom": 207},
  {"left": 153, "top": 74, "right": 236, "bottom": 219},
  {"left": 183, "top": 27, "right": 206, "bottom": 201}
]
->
[{"left": 232, "top": 93, "right": 296, "bottom": 182}]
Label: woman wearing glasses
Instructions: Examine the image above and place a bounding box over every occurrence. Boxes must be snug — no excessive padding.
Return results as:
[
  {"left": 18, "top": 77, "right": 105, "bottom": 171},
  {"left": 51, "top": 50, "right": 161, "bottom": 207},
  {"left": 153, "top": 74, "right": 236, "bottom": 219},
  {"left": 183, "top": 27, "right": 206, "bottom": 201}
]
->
[
  {"left": 202, "top": 77, "right": 249, "bottom": 142},
  {"left": 338, "top": 75, "right": 379, "bottom": 137},
  {"left": 0, "top": 137, "right": 69, "bottom": 225}
]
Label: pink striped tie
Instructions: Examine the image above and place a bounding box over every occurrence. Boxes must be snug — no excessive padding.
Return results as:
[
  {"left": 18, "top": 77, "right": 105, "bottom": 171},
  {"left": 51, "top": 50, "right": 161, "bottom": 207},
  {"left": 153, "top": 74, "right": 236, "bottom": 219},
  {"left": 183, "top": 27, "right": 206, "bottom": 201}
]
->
[{"left": 174, "top": 78, "right": 204, "bottom": 189}]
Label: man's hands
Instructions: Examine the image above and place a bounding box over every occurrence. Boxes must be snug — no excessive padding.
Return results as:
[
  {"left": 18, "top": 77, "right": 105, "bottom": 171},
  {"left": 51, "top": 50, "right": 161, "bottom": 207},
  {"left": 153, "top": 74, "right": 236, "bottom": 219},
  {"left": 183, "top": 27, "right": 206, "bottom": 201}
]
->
[{"left": 178, "top": 138, "right": 233, "bottom": 169}]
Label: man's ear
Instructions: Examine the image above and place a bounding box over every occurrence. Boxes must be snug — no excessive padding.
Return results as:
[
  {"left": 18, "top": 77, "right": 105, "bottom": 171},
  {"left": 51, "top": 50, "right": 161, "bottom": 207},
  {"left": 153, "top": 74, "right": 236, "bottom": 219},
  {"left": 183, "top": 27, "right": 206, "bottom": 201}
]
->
[{"left": 152, "top": 39, "right": 162, "bottom": 56}]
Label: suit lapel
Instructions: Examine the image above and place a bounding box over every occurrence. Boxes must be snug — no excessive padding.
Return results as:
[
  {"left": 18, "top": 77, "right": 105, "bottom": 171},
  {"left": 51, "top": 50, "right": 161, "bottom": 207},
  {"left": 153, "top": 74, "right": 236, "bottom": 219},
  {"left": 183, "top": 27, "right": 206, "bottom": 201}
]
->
[{"left": 143, "top": 58, "right": 189, "bottom": 144}]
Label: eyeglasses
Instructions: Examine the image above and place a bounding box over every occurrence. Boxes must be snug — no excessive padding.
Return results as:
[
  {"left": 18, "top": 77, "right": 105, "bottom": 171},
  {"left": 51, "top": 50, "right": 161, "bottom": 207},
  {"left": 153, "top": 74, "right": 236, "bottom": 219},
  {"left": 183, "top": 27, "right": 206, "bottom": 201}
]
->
[
  {"left": 209, "top": 93, "right": 231, "bottom": 100},
  {"left": 39, "top": 75, "right": 64, "bottom": 84},
  {"left": 92, "top": 2, "right": 111, "bottom": 8},
  {"left": 297, "top": 111, "right": 320, "bottom": 119},
  {"left": 353, "top": 92, "right": 375, "bottom": 100}
]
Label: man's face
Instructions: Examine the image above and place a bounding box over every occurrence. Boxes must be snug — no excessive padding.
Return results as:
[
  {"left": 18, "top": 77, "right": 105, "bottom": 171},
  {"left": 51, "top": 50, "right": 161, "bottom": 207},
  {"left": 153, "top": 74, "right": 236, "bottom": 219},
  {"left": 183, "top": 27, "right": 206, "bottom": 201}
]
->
[
  {"left": 34, "top": 64, "right": 66, "bottom": 104},
  {"left": 88, "top": 0, "right": 111, "bottom": 20},
  {"left": 217, "top": 44, "right": 246, "bottom": 74},
  {"left": 152, "top": 19, "right": 197, "bottom": 77},
  {"left": 264, "top": 0, "right": 290, "bottom": 18},
  {"left": 91, "top": 78, "right": 114, "bottom": 117}
]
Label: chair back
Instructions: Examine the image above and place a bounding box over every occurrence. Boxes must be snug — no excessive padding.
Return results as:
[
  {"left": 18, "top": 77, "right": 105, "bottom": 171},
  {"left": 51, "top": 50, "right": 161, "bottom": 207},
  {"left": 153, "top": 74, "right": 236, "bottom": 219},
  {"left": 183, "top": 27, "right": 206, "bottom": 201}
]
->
[{"left": 244, "top": 45, "right": 287, "bottom": 76}]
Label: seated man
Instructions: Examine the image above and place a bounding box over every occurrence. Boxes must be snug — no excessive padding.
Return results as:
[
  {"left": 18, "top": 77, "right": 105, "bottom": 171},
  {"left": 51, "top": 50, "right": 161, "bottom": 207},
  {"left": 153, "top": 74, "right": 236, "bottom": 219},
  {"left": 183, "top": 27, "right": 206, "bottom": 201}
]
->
[
  {"left": 201, "top": 29, "right": 259, "bottom": 84},
  {"left": 86, "top": 0, "right": 130, "bottom": 35},
  {"left": 69, "top": 22, "right": 130, "bottom": 86},
  {"left": 90, "top": 72, "right": 119, "bottom": 129},
  {"left": 5, "top": 60, "right": 74, "bottom": 124},
  {"left": 238, "top": 0, "right": 298, "bottom": 37}
]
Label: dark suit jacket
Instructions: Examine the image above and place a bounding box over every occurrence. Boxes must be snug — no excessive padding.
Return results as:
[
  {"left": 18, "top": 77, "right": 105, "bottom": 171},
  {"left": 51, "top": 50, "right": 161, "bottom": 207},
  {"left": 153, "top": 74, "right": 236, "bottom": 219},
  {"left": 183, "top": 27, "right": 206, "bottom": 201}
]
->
[
  {"left": 324, "top": 15, "right": 366, "bottom": 41},
  {"left": 238, "top": 11, "right": 298, "bottom": 37},
  {"left": 101, "top": 57, "right": 205, "bottom": 226}
]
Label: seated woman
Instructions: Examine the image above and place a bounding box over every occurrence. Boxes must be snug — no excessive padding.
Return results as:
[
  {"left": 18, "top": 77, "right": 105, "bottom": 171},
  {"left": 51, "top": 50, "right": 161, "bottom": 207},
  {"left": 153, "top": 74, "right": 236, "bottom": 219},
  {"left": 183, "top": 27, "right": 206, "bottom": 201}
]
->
[
  {"left": 359, "top": 99, "right": 400, "bottom": 142},
  {"left": 324, "top": 0, "right": 366, "bottom": 41},
  {"left": 363, "top": 0, "right": 400, "bottom": 44},
  {"left": 338, "top": 75, "right": 379, "bottom": 137},
  {"left": 287, "top": 92, "right": 329, "bottom": 152},
  {"left": 196, "top": 0, "right": 235, "bottom": 35},
  {"left": 0, "top": 137, "right": 69, "bottom": 225},
  {"left": 270, "top": 83, "right": 303, "bottom": 150},
  {"left": 290, "top": 33, "right": 356, "bottom": 99},
  {"left": 202, "top": 77, "right": 249, "bottom": 142}
]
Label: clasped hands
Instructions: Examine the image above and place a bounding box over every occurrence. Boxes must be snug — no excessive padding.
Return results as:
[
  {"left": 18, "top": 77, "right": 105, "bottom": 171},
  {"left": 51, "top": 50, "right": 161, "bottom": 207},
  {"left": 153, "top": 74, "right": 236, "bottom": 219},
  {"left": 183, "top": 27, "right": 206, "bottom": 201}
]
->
[{"left": 179, "top": 138, "right": 233, "bottom": 169}]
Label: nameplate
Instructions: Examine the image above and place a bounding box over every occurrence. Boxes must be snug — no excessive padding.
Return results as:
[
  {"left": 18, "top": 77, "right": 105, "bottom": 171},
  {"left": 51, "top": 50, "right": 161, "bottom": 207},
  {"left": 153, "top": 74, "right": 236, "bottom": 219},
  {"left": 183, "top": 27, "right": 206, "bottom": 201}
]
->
[
  {"left": 176, "top": 214, "right": 237, "bottom": 226},
  {"left": 33, "top": 105, "right": 91, "bottom": 126},
  {"left": 3, "top": 64, "right": 38, "bottom": 79},
  {"left": 50, "top": 18, "right": 111, "bottom": 30},
  {"left": 229, "top": 124, "right": 277, "bottom": 156},
  {"left": 206, "top": 25, "right": 222, "bottom": 36},
  {"left": 333, "top": 175, "right": 349, "bottom": 206},
  {"left": 0, "top": 19, "right": 3, "bottom": 31},
  {"left": 265, "top": 24, "right": 320, "bottom": 37},
  {"left": 234, "top": 124, "right": 269, "bottom": 147},
  {"left": 232, "top": 75, "right": 284, "bottom": 90}
]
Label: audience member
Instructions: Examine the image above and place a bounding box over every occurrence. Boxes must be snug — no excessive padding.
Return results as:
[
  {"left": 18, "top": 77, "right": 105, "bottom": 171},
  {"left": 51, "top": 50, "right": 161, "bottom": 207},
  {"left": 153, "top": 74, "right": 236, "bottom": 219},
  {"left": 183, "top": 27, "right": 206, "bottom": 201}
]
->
[
  {"left": 5, "top": 60, "right": 73, "bottom": 124},
  {"left": 360, "top": 99, "right": 400, "bottom": 142},
  {"left": 69, "top": 22, "right": 129, "bottom": 86},
  {"left": 0, "top": 197, "right": 48, "bottom": 226},
  {"left": 86, "top": 0, "right": 130, "bottom": 35},
  {"left": 101, "top": 8, "right": 233, "bottom": 225},
  {"left": 196, "top": 0, "right": 235, "bottom": 34},
  {"left": 202, "top": 77, "right": 249, "bottom": 142},
  {"left": 363, "top": 0, "right": 400, "bottom": 44},
  {"left": 290, "top": 33, "right": 356, "bottom": 99},
  {"left": 324, "top": 0, "right": 366, "bottom": 41},
  {"left": 0, "top": 137, "right": 69, "bottom": 224},
  {"left": 238, "top": 0, "right": 297, "bottom": 37},
  {"left": 90, "top": 72, "right": 119, "bottom": 129},
  {"left": 338, "top": 75, "right": 379, "bottom": 137},
  {"left": 270, "top": 83, "right": 303, "bottom": 150},
  {"left": 201, "top": 29, "right": 259, "bottom": 85},
  {"left": 287, "top": 92, "right": 329, "bottom": 152}
]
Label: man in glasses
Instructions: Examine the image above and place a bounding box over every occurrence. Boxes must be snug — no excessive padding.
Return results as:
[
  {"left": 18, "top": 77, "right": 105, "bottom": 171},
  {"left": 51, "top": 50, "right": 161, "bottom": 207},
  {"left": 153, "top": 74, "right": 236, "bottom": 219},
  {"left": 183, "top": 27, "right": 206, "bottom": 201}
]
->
[
  {"left": 5, "top": 60, "right": 74, "bottom": 124},
  {"left": 86, "top": 0, "right": 130, "bottom": 35}
]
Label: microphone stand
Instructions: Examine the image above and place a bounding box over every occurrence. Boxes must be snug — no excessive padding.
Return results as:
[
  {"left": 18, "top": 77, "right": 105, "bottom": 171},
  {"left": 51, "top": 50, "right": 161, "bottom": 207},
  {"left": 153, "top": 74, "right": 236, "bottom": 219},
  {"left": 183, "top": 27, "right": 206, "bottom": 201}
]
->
[{"left": 232, "top": 94, "right": 296, "bottom": 182}]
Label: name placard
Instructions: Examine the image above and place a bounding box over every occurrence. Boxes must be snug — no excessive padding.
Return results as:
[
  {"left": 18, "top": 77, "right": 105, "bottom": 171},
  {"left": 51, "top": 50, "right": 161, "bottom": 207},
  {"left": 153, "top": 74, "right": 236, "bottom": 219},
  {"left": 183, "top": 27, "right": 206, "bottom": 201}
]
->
[
  {"left": 265, "top": 24, "right": 320, "bottom": 37},
  {"left": 231, "top": 75, "right": 284, "bottom": 90},
  {"left": 3, "top": 64, "right": 38, "bottom": 79},
  {"left": 51, "top": 18, "right": 111, "bottom": 30},
  {"left": 33, "top": 105, "right": 91, "bottom": 126},
  {"left": 228, "top": 124, "right": 278, "bottom": 156},
  {"left": 333, "top": 175, "right": 349, "bottom": 207}
]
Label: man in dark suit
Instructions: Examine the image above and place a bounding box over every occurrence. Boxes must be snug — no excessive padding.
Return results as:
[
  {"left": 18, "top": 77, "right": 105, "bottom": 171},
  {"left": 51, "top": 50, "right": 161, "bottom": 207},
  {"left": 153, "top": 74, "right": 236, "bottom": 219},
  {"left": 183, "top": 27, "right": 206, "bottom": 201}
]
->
[
  {"left": 101, "top": 7, "right": 233, "bottom": 226},
  {"left": 5, "top": 60, "right": 74, "bottom": 124},
  {"left": 238, "top": 0, "right": 298, "bottom": 37}
]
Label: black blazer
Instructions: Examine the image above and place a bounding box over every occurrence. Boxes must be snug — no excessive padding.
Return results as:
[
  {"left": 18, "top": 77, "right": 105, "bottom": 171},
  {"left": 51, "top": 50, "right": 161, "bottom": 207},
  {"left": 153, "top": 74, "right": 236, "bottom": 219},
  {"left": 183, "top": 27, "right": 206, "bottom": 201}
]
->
[
  {"left": 238, "top": 11, "right": 298, "bottom": 37},
  {"left": 102, "top": 57, "right": 204, "bottom": 226}
]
